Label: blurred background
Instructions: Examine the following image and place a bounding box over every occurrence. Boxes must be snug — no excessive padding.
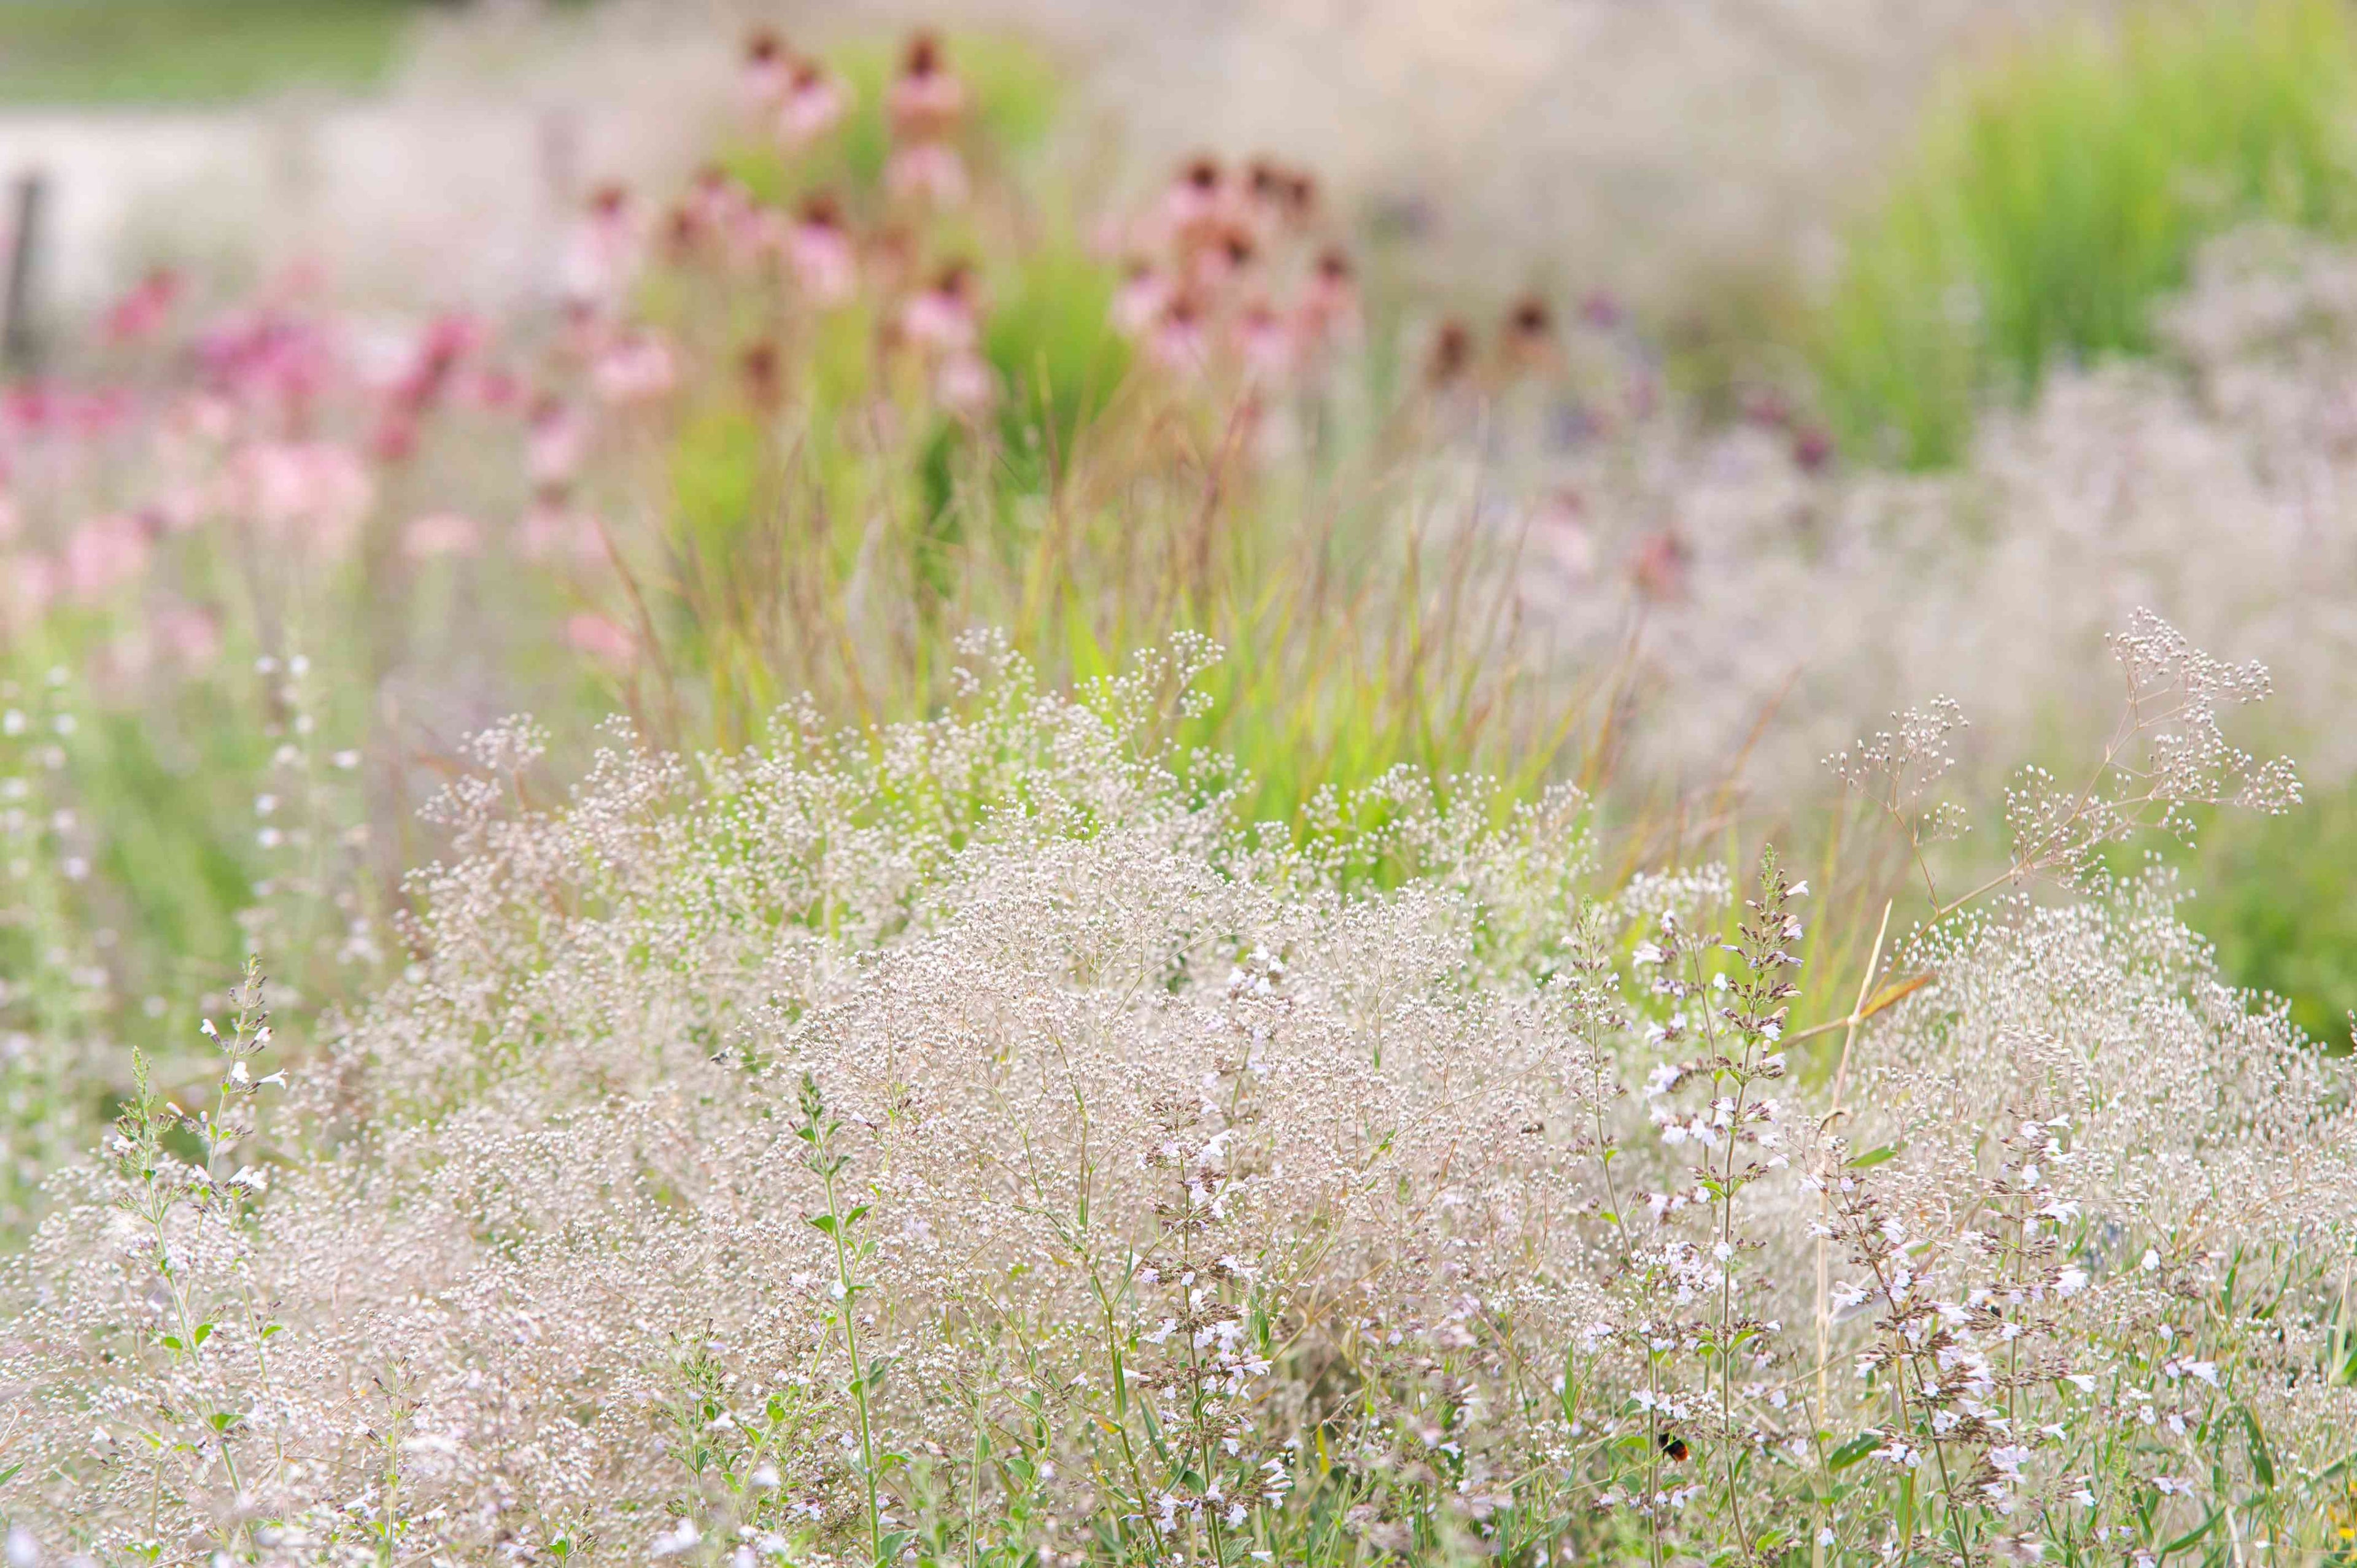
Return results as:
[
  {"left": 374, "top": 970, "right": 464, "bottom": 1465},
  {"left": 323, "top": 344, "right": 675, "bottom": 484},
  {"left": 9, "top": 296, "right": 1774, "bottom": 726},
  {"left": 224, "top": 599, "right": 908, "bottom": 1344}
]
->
[{"left": 4, "top": 0, "right": 2356, "bottom": 1219}]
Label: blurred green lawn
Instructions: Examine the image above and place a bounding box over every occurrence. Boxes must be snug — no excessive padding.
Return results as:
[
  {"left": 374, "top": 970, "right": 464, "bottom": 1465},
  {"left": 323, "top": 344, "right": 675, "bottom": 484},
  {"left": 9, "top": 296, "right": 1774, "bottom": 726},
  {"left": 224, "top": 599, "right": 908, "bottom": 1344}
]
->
[{"left": 0, "top": 0, "right": 436, "bottom": 106}]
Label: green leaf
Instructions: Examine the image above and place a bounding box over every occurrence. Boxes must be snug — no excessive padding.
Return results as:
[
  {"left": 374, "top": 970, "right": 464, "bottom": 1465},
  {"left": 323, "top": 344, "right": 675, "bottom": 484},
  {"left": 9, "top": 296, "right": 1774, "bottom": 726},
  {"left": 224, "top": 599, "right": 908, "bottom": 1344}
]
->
[
  {"left": 808, "top": 1214, "right": 838, "bottom": 1236},
  {"left": 877, "top": 1529, "right": 911, "bottom": 1566},
  {"left": 2240, "top": 1405, "right": 2275, "bottom": 1490},
  {"left": 2161, "top": 1508, "right": 2221, "bottom": 1556},
  {"left": 192, "top": 1322, "right": 214, "bottom": 1349},
  {"left": 1827, "top": 1431, "right": 1882, "bottom": 1471},
  {"left": 1847, "top": 1145, "right": 1898, "bottom": 1169}
]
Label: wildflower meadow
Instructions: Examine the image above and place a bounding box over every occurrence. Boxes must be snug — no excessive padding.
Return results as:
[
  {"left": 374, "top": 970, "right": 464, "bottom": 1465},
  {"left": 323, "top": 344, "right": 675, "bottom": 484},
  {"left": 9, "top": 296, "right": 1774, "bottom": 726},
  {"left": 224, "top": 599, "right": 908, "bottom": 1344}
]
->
[{"left": 0, "top": 7, "right": 2353, "bottom": 1567}]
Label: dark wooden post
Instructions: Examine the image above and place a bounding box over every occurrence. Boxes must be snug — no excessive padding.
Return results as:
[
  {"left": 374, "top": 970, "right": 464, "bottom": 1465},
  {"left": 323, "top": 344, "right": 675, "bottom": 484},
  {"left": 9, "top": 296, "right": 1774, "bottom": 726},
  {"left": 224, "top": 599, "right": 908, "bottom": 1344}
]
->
[{"left": 2, "top": 171, "right": 47, "bottom": 372}]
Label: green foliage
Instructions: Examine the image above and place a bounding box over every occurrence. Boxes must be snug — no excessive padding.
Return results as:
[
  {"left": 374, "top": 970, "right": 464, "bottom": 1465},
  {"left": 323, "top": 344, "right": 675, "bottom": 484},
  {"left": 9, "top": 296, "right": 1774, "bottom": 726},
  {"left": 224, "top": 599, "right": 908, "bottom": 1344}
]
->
[
  {"left": 0, "top": 0, "right": 420, "bottom": 106},
  {"left": 2181, "top": 782, "right": 2357, "bottom": 1055},
  {"left": 1813, "top": 0, "right": 2357, "bottom": 467}
]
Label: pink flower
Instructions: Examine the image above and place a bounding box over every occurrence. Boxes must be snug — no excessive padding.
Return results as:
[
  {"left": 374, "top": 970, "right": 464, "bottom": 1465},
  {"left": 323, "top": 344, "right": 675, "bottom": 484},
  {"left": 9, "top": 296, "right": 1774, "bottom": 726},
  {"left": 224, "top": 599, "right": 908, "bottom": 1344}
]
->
[
  {"left": 526, "top": 398, "right": 587, "bottom": 489},
  {"left": 1235, "top": 301, "right": 1295, "bottom": 381},
  {"left": 885, "top": 142, "right": 968, "bottom": 207},
  {"left": 1630, "top": 530, "right": 1690, "bottom": 602},
  {"left": 786, "top": 198, "right": 857, "bottom": 306},
  {"left": 154, "top": 603, "right": 222, "bottom": 668},
  {"left": 566, "top": 611, "right": 636, "bottom": 666},
  {"left": 1112, "top": 263, "right": 1171, "bottom": 338},
  {"left": 560, "top": 183, "right": 643, "bottom": 307},
  {"left": 103, "top": 267, "right": 180, "bottom": 345},
  {"left": 901, "top": 265, "right": 980, "bottom": 352},
  {"left": 592, "top": 333, "right": 679, "bottom": 404},
  {"left": 934, "top": 352, "right": 997, "bottom": 415},
  {"left": 520, "top": 503, "right": 608, "bottom": 565},
  {"left": 402, "top": 512, "right": 483, "bottom": 560},
  {"left": 1160, "top": 156, "right": 1227, "bottom": 243},
  {"left": 0, "top": 552, "right": 59, "bottom": 633},
  {"left": 887, "top": 33, "right": 965, "bottom": 141},
  {"left": 1530, "top": 489, "right": 1595, "bottom": 581},
  {"left": 740, "top": 28, "right": 791, "bottom": 112},
  {"left": 781, "top": 60, "right": 849, "bottom": 145},
  {"left": 1296, "top": 249, "right": 1361, "bottom": 349},
  {"left": 0, "top": 489, "right": 18, "bottom": 541},
  {"left": 63, "top": 512, "right": 153, "bottom": 601},
  {"left": 228, "top": 441, "right": 376, "bottom": 557},
  {"left": 1150, "top": 296, "right": 1209, "bottom": 373}
]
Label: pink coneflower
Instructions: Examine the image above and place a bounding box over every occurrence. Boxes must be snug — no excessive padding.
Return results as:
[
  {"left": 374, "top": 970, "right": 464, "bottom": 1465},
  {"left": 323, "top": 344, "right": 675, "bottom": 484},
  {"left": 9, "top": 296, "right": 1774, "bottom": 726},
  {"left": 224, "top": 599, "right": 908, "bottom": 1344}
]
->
[
  {"left": 401, "top": 512, "right": 482, "bottom": 560},
  {"left": 519, "top": 501, "right": 607, "bottom": 565},
  {"left": 1189, "top": 226, "right": 1257, "bottom": 293},
  {"left": 1501, "top": 295, "right": 1560, "bottom": 377},
  {"left": 63, "top": 512, "right": 153, "bottom": 601},
  {"left": 901, "top": 263, "right": 980, "bottom": 352},
  {"left": 0, "top": 551, "right": 58, "bottom": 633},
  {"left": 566, "top": 611, "right": 636, "bottom": 666},
  {"left": 885, "top": 141, "right": 968, "bottom": 207},
  {"left": 369, "top": 411, "right": 418, "bottom": 465},
  {"left": 1150, "top": 293, "right": 1209, "bottom": 373},
  {"left": 230, "top": 441, "right": 376, "bottom": 557},
  {"left": 1245, "top": 158, "right": 1317, "bottom": 230},
  {"left": 592, "top": 332, "right": 679, "bottom": 404},
  {"left": 1792, "top": 423, "right": 1835, "bottom": 474},
  {"left": 1630, "top": 528, "right": 1690, "bottom": 601},
  {"left": 525, "top": 396, "right": 586, "bottom": 490},
  {"left": 740, "top": 342, "right": 783, "bottom": 407},
  {"left": 741, "top": 28, "right": 791, "bottom": 112},
  {"left": 1161, "top": 155, "right": 1226, "bottom": 240},
  {"left": 1425, "top": 318, "right": 1474, "bottom": 388},
  {"left": 1235, "top": 301, "right": 1295, "bottom": 381},
  {"left": 560, "top": 182, "right": 643, "bottom": 306},
  {"left": 786, "top": 195, "right": 857, "bottom": 305},
  {"left": 934, "top": 351, "right": 997, "bottom": 415},
  {"left": 1112, "top": 260, "right": 1171, "bottom": 338},
  {"left": 103, "top": 267, "right": 180, "bottom": 346},
  {"left": 888, "top": 32, "right": 965, "bottom": 142},
  {"left": 1530, "top": 487, "right": 1595, "bottom": 581},
  {"left": 470, "top": 367, "right": 521, "bottom": 409},
  {"left": 1298, "top": 248, "right": 1360, "bottom": 347},
  {"left": 154, "top": 603, "right": 222, "bottom": 668},
  {"left": 780, "top": 58, "right": 848, "bottom": 145},
  {"left": 0, "top": 486, "right": 17, "bottom": 540},
  {"left": 389, "top": 311, "right": 481, "bottom": 417}
]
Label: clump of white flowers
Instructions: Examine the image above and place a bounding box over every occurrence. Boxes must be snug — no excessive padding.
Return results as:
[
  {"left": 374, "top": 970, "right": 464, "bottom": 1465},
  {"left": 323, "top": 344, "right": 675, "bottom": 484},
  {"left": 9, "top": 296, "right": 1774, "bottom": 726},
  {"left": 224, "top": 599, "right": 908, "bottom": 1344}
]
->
[{"left": 1, "top": 625, "right": 2349, "bottom": 1565}]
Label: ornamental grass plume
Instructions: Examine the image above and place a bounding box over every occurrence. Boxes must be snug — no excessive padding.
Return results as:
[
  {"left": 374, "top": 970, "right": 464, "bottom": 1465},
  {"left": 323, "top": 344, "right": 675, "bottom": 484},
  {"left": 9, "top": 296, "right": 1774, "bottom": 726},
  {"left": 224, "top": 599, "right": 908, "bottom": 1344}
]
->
[{"left": 2, "top": 620, "right": 2350, "bottom": 1566}]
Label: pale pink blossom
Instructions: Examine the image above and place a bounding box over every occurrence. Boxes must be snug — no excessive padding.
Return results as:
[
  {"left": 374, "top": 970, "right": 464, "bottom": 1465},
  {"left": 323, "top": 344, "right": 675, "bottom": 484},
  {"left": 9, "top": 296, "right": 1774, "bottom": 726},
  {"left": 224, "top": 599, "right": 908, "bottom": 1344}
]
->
[
  {"left": 153, "top": 603, "right": 222, "bottom": 668},
  {"left": 934, "top": 352, "right": 997, "bottom": 416},
  {"left": 887, "top": 33, "right": 965, "bottom": 142},
  {"left": 786, "top": 198, "right": 857, "bottom": 306},
  {"left": 780, "top": 60, "right": 849, "bottom": 146},
  {"left": 740, "top": 29, "right": 791, "bottom": 112},
  {"left": 228, "top": 441, "right": 376, "bottom": 557},
  {"left": 526, "top": 400, "right": 587, "bottom": 489},
  {"left": 1234, "top": 301, "right": 1295, "bottom": 381},
  {"left": 402, "top": 512, "right": 483, "bottom": 560},
  {"left": 519, "top": 503, "right": 608, "bottom": 565},
  {"left": 901, "top": 266, "right": 980, "bottom": 352},
  {"left": 0, "top": 551, "right": 59, "bottom": 632},
  {"left": 1112, "top": 263, "right": 1172, "bottom": 338},
  {"left": 63, "top": 513, "right": 153, "bottom": 601},
  {"left": 565, "top": 611, "right": 635, "bottom": 665},
  {"left": 592, "top": 333, "right": 679, "bottom": 404},
  {"left": 885, "top": 142, "right": 969, "bottom": 207}
]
